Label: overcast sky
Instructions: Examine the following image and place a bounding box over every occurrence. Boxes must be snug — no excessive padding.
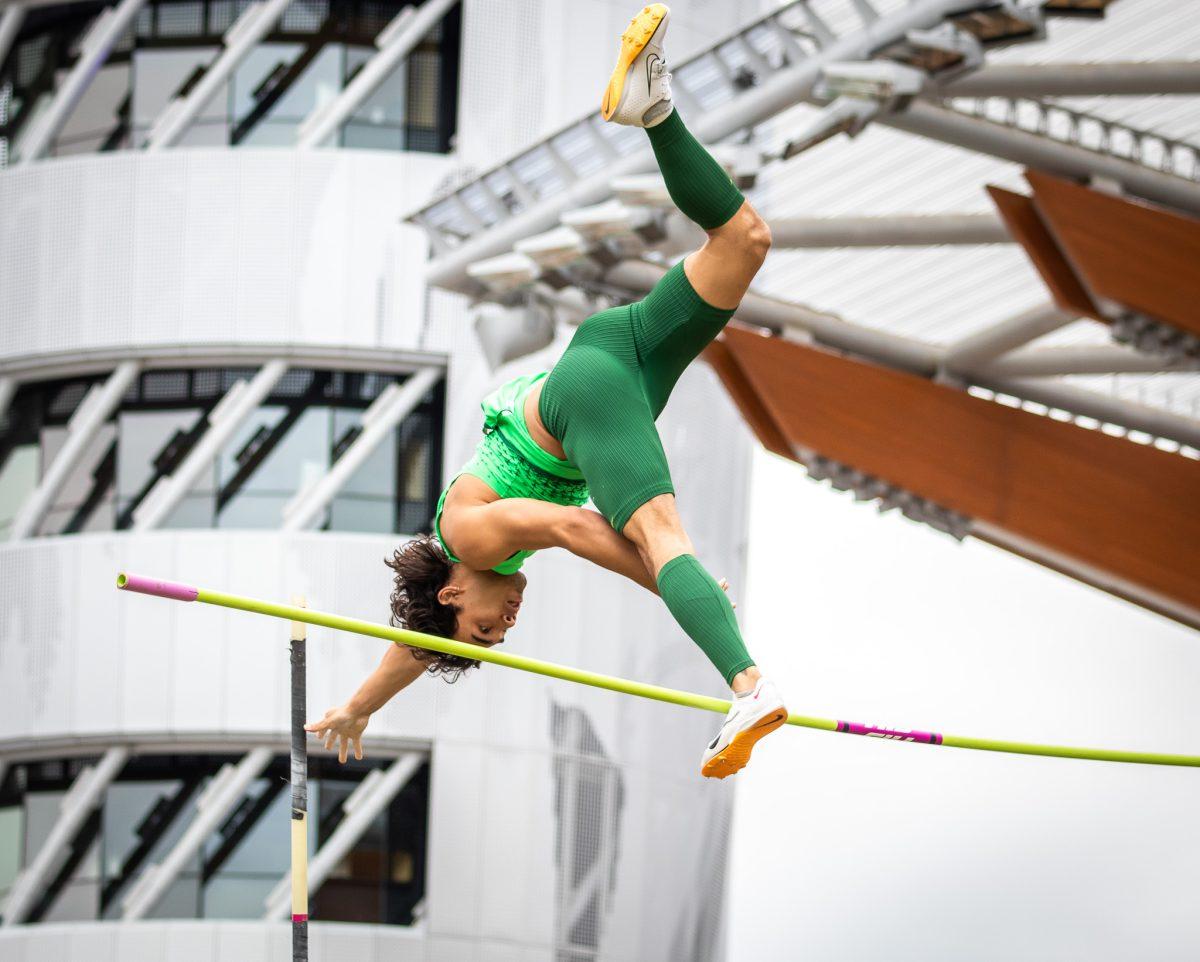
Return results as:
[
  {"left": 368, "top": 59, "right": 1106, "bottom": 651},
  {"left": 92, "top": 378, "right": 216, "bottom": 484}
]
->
[{"left": 726, "top": 448, "right": 1200, "bottom": 961}]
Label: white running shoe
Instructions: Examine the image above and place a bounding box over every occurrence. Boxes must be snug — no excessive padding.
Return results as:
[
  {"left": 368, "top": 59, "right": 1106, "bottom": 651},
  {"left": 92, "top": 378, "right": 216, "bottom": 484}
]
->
[
  {"left": 601, "top": 4, "right": 674, "bottom": 128},
  {"left": 700, "top": 678, "right": 788, "bottom": 779}
]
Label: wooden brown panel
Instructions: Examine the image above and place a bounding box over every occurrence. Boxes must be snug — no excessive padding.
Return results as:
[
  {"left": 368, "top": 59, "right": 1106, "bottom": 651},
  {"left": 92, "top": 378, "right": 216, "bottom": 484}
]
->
[
  {"left": 1026, "top": 170, "right": 1200, "bottom": 337},
  {"left": 722, "top": 325, "right": 1200, "bottom": 619},
  {"left": 703, "top": 338, "right": 793, "bottom": 460},
  {"left": 986, "top": 184, "right": 1100, "bottom": 318}
]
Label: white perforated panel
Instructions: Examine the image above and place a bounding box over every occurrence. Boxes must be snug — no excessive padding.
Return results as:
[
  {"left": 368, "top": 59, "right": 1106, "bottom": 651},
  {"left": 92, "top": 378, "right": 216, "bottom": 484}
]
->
[{"left": 0, "top": 150, "right": 452, "bottom": 362}]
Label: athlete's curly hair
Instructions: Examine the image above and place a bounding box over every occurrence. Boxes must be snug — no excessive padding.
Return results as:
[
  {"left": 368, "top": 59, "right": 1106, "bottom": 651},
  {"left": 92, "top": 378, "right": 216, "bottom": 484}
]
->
[{"left": 385, "top": 535, "right": 482, "bottom": 682}]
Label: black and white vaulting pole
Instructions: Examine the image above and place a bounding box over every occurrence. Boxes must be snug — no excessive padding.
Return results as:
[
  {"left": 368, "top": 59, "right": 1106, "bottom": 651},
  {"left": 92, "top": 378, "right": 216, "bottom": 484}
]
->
[{"left": 289, "top": 598, "right": 309, "bottom": 962}]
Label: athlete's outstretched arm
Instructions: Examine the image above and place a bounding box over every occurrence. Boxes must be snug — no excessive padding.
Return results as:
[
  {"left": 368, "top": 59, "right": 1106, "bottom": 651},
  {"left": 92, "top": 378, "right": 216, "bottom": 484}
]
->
[
  {"left": 447, "top": 499, "right": 657, "bottom": 592},
  {"left": 305, "top": 643, "right": 425, "bottom": 762}
]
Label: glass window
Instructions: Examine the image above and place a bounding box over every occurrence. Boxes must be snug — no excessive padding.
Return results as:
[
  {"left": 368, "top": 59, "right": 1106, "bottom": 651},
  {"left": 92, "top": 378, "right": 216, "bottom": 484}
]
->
[
  {"left": 1, "top": 754, "right": 427, "bottom": 925},
  {"left": 40, "top": 423, "right": 117, "bottom": 537},
  {"left": 230, "top": 41, "right": 331, "bottom": 142},
  {"left": 201, "top": 777, "right": 293, "bottom": 918},
  {"left": 4, "top": 1, "right": 458, "bottom": 157},
  {"left": 131, "top": 47, "right": 227, "bottom": 145},
  {"left": 0, "top": 445, "right": 39, "bottom": 537},
  {"left": 101, "top": 774, "right": 209, "bottom": 920},
  {"left": 3, "top": 368, "right": 442, "bottom": 536},
  {"left": 103, "top": 780, "right": 185, "bottom": 875},
  {"left": 216, "top": 405, "right": 330, "bottom": 529},
  {"left": 0, "top": 805, "right": 24, "bottom": 904},
  {"left": 21, "top": 791, "right": 63, "bottom": 865},
  {"left": 310, "top": 779, "right": 385, "bottom": 923},
  {"left": 41, "top": 836, "right": 101, "bottom": 923},
  {"left": 328, "top": 407, "right": 394, "bottom": 532},
  {"left": 115, "top": 409, "right": 209, "bottom": 528},
  {"left": 55, "top": 63, "right": 131, "bottom": 156}
]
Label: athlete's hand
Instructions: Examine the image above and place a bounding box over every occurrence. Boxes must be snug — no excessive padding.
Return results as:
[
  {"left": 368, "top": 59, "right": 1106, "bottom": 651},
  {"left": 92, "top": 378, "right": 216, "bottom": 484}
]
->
[
  {"left": 719, "top": 577, "right": 737, "bottom": 609},
  {"left": 305, "top": 705, "right": 369, "bottom": 763}
]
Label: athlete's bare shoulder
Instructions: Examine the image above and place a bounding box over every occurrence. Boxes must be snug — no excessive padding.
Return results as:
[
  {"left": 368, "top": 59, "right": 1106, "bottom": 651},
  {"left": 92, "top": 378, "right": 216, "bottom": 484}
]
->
[{"left": 443, "top": 473, "right": 501, "bottom": 509}]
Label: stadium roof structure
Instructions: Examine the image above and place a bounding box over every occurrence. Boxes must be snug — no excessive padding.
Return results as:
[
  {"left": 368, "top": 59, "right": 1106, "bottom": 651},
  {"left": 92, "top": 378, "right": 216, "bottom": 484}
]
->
[{"left": 406, "top": 0, "right": 1200, "bottom": 629}]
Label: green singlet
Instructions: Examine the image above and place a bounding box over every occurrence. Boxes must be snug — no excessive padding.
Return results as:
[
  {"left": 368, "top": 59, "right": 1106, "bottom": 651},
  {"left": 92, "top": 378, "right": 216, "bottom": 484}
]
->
[{"left": 434, "top": 372, "right": 591, "bottom": 575}]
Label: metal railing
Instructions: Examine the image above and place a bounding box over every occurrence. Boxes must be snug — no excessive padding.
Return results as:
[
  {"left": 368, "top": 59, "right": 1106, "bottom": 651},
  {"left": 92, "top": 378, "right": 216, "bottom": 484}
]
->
[{"left": 945, "top": 95, "right": 1200, "bottom": 181}]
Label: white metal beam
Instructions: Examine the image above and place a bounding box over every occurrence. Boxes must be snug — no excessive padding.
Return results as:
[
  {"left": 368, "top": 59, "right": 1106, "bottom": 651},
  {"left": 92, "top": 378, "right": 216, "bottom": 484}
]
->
[
  {"left": 262, "top": 753, "right": 423, "bottom": 919},
  {"left": 947, "top": 61, "right": 1200, "bottom": 98},
  {"left": 9, "top": 360, "right": 139, "bottom": 541},
  {"left": 145, "top": 0, "right": 295, "bottom": 150},
  {"left": 132, "top": 360, "right": 288, "bottom": 531},
  {"left": 2, "top": 747, "right": 129, "bottom": 925},
  {"left": 976, "top": 345, "right": 1197, "bottom": 378},
  {"left": 122, "top": 747, "right": 272, "bottom": 921},
  {"left": 940, "top": 303, "right": 1075, "bottom": 371},
  {"left": 17, "top": 0, "right": 148, "bottom": 163},
  {"left": 295, "top": 0, "right": 459, "bottom": 148},
  {"left": 281, "top": 367, "right": 440, "bottom": 531},
  {"left": 647, "top": 211, "right": 1009, "bottom": 254},
  {"left": 0, "top": 4, "right": 26, "bottom": 70},
  {"left": 767, "top": 213, "right": 1009, "bottom": 248}
]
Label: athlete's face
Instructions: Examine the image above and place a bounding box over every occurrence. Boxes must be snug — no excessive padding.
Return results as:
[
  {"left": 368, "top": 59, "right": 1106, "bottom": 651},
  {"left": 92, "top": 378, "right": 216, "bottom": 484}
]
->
[{"left": 438, "top": 567, "right": 527, "bottom": 648}]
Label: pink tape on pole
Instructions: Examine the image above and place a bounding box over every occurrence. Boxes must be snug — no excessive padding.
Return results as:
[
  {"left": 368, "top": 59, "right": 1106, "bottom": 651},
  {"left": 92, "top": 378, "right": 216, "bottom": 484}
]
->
[
  {"left": 837, "top": 721, "right": 943, "bottom": 745},
  {"left": 116, "top": 572, "right": 199, "bottom": 602}
]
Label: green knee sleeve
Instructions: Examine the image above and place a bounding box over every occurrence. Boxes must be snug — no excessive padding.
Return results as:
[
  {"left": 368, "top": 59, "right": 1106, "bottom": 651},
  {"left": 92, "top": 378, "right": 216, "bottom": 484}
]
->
[
  {"left": 656, "top": 554, "right": 756, "bottom": 685},
  {"left": 645, "top": 109, "right": 744, "bottom": 231}
]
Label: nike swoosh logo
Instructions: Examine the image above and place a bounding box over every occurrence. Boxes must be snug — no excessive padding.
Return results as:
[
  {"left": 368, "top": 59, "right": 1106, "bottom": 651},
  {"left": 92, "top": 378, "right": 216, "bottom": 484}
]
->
[
  {"left": 708, "top": 714, "right": 739, "bottom": 750},
  {"left": 646, "top": 53, "right": 661, "bottom": 97}
]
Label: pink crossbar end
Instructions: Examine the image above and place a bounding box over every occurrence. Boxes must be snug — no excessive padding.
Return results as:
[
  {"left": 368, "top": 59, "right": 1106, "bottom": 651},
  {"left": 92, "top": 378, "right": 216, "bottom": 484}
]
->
[
  {"left": 116, "top": 572, "right": 198, "bottom": 602},
  {"left": 292, "top": 914, "right": 308, "bottom": 923}
]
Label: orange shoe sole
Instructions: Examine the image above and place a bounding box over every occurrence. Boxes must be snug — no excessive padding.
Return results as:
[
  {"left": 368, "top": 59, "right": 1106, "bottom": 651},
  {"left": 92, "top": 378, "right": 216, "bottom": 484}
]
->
[
  {"left": 600, "top": 4, "right": 669, "bottom": 121},
  {"left": 701, "top": 709, "right": 788, "bottom": 779}
]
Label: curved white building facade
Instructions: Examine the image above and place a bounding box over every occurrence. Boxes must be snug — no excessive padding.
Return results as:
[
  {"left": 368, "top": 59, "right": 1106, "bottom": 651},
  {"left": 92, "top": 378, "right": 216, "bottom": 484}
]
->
[{"left": 0, "top": 1, "right": 758, "bottom": 959}]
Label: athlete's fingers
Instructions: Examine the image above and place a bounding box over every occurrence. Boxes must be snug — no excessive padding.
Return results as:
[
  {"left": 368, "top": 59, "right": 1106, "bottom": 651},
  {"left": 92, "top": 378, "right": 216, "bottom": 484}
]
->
[
  {"left": 353, "top": 736, "right": 363, "bottom": 761},
  {"left": 324, "top": 731, "right": 336, "bottom": 751},
  {"left": 338, "top": 735, "right": 349, "bottom": 764}
]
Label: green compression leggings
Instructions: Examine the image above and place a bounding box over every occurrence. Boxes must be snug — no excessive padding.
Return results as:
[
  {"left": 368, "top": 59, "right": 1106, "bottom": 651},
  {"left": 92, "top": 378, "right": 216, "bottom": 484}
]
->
[
  {"left": 539, "top": 261, "right": 731, "bottom": 532},
  {"left": 538, "top": 262, "right": 755, "bottom": 685},
  {"left": 539, "top": 106, "right": 756, "bottom": 686}
]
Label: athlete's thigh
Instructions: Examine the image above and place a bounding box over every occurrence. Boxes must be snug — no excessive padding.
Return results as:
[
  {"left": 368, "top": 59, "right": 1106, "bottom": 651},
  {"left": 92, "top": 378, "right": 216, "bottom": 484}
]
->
[
  {"left": 542, "top": 302, "right": 677, "bottom": 532},
  {"left": 633, "top": 261, "right": 734, "bottom": 419},
  {"left": 541, "top": 304, "right": 637, "bottom": 440},
  {"left": 556, "top": 362, "right": 675, "bottom": 532},
  {"left": 566, "top": 393, "right": 672, "bottom": 532}
]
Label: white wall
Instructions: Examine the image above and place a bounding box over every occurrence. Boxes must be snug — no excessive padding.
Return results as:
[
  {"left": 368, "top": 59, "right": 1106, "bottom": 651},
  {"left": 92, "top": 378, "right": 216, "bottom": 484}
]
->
[
  {"left": 0, "top": 920, "right": 425, "bottom": 962},
  {"left": 454, "top": 0, "right": 768, "bottom": 164},
  {"left": 0, "top": 150, "right": 451, "bottom": 362},
  {"left": 0, "top": 531, "right": 435, "bottom": 748}
]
